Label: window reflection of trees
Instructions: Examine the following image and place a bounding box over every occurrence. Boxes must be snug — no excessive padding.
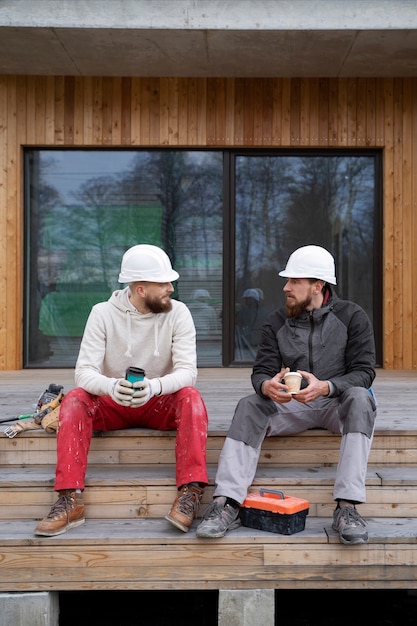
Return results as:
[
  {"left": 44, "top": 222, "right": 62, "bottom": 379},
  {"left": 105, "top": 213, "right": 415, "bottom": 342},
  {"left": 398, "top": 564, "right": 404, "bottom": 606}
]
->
[
  {"left": 235, "top": 155, "right": 375, "bottom": 337},
  {"left": 31, "top": 150, "right": 224, "bottom": 366},
  {"left": 28, "top": 150, "right": 377, "bottom": 367}
]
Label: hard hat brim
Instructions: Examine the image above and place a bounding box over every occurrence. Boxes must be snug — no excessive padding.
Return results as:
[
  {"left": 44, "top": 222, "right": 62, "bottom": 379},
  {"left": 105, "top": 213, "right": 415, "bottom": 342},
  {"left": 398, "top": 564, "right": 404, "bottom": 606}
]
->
[
  {"left": 118, "top": 269, "right": 179, "bottom": 283},
  {"left": 278, "top": 269, "right": 336, "bottom": 285}
]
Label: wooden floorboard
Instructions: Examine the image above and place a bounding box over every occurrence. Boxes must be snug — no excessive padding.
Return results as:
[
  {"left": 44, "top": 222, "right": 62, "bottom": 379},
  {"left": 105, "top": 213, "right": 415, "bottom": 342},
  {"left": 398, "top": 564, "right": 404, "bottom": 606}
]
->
[
  {"left": 1, "top": 367, "right": 417, "bottom": 591},
  {"left": 0, "top": 367, "right": 417, "bottom": 431},
  {"left": 1, "top": 518, "right": 417, "bottom": 591}
]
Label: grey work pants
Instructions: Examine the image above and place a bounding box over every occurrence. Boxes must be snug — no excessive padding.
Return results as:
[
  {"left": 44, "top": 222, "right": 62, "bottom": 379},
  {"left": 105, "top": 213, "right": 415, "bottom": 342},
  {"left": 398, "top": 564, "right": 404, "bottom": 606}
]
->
[{"left": 213, "top": 390, "right": 376, "bottom": 504}]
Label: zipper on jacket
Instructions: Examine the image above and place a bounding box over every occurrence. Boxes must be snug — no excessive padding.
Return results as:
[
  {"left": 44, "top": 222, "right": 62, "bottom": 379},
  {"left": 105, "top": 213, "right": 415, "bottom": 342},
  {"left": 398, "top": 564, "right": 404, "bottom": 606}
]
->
[{"left": 308, "top": 312, "right": 315, "bottom": 371}]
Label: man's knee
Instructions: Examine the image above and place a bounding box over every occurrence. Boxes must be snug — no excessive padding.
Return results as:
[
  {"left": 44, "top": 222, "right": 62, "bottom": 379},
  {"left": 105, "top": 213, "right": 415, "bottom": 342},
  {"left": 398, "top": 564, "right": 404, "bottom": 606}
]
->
[
  {"left": 175, "top": 386, "right": 204, "bottom": 404},
  {"left": 341, "top": 387, "right": 376, "bottom": 437}
]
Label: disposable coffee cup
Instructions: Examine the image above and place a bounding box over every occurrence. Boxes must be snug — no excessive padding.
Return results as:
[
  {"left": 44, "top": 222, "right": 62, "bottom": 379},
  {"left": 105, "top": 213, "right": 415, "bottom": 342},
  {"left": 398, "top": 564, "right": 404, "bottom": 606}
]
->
[{"left": 284, "top": 371, "right": 302, "bottom": 394}]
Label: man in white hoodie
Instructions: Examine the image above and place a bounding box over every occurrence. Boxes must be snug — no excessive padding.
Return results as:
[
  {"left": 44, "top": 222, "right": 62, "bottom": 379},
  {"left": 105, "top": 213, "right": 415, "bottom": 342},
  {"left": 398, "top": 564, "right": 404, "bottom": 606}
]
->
[{"left": 35, "top": 244, "right": 208, "bottom": 536}]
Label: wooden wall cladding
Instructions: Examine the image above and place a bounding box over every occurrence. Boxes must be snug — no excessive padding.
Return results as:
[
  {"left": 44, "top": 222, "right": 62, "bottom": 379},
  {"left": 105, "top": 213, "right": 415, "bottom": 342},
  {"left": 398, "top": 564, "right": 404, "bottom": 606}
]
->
[{"left": 0, "top": 76, "right": 416, "bottom": 370}]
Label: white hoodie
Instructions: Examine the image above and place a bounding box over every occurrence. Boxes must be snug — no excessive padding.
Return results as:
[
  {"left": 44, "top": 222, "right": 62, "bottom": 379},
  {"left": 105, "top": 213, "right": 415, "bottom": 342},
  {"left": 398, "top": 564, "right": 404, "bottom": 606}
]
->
[{"left": 74, "top": 287, "right": 197, "bottom": 396}]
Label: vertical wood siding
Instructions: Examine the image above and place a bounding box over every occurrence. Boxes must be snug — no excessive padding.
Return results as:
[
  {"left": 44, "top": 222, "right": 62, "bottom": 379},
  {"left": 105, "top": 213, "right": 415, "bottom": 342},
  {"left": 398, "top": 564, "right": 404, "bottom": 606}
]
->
[{"left": 0, "top": 76, "right": 416, "bottom": 370}]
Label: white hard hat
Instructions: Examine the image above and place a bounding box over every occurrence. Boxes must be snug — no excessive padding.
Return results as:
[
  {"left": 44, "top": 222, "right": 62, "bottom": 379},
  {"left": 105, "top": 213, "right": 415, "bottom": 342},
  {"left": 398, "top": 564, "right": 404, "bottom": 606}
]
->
[
  {"left": 191, "top": 289, "right": 211, "bottom": 300},
  {"left": 118, "top": 244, "right": 180, "bottom": 283},
  {"left": 242, "top": 288, "right": 260, "bottom": 301},
  {"left": 279, "top": 245, "right": 337, "bottom": 285}
]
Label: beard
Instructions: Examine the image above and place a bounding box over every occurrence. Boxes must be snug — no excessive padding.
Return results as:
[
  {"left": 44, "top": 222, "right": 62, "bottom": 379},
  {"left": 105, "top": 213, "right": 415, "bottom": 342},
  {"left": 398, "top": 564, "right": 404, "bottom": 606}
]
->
[
  {"left": 286, "top": 294, "right": 312, "bottom": 318},
  {"left": 145, "top": 294, "right": 173, "bottom": 314}
]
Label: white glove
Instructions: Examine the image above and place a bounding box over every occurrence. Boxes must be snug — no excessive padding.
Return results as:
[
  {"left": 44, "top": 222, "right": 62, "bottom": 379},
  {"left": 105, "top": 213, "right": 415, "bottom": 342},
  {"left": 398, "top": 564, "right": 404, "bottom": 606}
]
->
[
  {"left": 131, "top": 377, "right": 161, "bottom": 408},
  {"left": 109, "top": 378, "right": 135, "bottom": 406}
]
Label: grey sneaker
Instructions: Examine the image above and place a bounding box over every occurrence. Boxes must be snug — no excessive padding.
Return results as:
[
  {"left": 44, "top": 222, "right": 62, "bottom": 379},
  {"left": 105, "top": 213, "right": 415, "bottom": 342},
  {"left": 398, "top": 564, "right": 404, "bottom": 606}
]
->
[
  {"left": 196, "top": 496, "right": 241, "bottom": 538},
  {"left": 332, "top": 506, "right": 368, "bottom": 545}
]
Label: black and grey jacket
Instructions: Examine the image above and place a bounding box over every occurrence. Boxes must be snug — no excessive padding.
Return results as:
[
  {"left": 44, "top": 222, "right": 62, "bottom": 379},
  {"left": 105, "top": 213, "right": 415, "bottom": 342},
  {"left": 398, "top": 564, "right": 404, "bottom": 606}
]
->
[{"left": 251, "top": 286, "right": 376, "bottom": 398}]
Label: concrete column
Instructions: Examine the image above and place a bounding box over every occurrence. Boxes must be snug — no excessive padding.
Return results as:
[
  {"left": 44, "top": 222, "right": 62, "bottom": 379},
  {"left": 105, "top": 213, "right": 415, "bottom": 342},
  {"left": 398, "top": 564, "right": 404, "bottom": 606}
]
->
[
  {"left": 218, "top": 589, "right": 274, "bottom": 625},
  {"left": 0, "top": 592, "right": 59, "bottom": 626}
]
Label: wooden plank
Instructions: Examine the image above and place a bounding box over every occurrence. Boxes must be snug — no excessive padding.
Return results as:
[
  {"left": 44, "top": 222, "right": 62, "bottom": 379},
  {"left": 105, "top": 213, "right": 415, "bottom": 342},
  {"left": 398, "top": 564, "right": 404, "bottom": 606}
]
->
[
  {"left": 92, "top": 76, "right": 103, "bottom": 145},
  {"left": 392, "top": 78, "right": 404, "bottom": 368},
  {"left": 130, "top": 77, "right": 141, "bottom": 145},
  {"left": 196, "top": 78, "right": 207, "bottom": 145},
  {"left": 25, "top": 76, "right": 36, "bottom": 144},
  {"left": 328, "top": 78, "right": 338, "bottom": 146},
  {"left": 54, "top": 76, "right": 65, "bottom": 145},
  {"left": 1, "top": 76, "right": 417, "bottom": 370},
  {"left": 2, "top": 516, "right": 416, "bottom": 546},
  {"left": 149, "top": 77, "right": 161, "bottom": 145},
  {"left": 82, "top": 76, "right": 94, "bottom": 145},
  {"left": 0, "top": 76, "right": 8, "bottom": 369},
  {"left": 365, "top": 77, "right": 376, "bottom": 146},
  {"left": 72, "top": 75, "right": 86, "bottom": 145},
  {"left": 0, "top": 438, "right": 400, "bottom": 468},
  {"left": 3, "top": 76, "right": 19, "bottom": 369},
  {"left": 271, "top": 78, "right": 282, "bottom": 145},
  {"left": 346, "top": 77, "right": 357, "bottom": 146},
  {"left": 63, "top": 76, "right": 75, "bottom": 144},
  {"left": 308, "top": 78, "right": 319, "bottom": 146},
  {"left": 356, "top": 77, "right": 367, "bottom": 146},
  {"left": 318, "top": 78, "right": 329, "bottom": 146},
  {"left": 281, "top": 78, "right": 291, "bottom": 146},
  {"left": 120, "top": 76, "right": 131, "bottom": 145},
  {"left": 337, "top": 77, "right": 348, "bottom": 145},
  {"left": 413, "top": 79, "right": 417, "bottom": 369},
  {"left": 101, "top": 76, "right": 113, "bottom": 146},
  {"left": 186, "top": 77, "right": 198, "bottom": 145},
  {"left": 0, "top": 368, "right": 416, "bottom": 432},
  {"left": 260, "top": 78, "right": 273, "bottom": 146},
  {"left": 382, "top": 77, "right": 395, "bottom": 368},
  {"left": 252, "top": 78, "right": 263, "bottom": 145},
  {"left": 167, "top": 76, "right": 179, "bottom": 145},
  {"left": 290, "top": 78, "right": 301, "bottom": 145},
  {"left": 34, "top": 76, "right": 46, "bottom": 143},
  {"left": 178, "top": 77, "right": 188, "bottom": 145},
  {"left": 111, "top": 76, "right": 122, "bottom": 145},
  {"left": 159, "top": 76, "right": 169, "bottom": 144},
  {"left": 400, "top": 78, "right": 413, "bottom": 368}
]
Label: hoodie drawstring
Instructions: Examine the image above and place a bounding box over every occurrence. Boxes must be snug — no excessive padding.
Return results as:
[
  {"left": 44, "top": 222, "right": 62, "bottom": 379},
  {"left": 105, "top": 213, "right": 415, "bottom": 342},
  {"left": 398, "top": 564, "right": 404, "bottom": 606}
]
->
[
  {"left": 153, "top": 318, "right": 160, "bottom": 357},
  {"left": 124, "top": 311, "right": 133, "bottom": 358},
  {"left": 124, "top": 309, "right": 160, "bottom": 358}
]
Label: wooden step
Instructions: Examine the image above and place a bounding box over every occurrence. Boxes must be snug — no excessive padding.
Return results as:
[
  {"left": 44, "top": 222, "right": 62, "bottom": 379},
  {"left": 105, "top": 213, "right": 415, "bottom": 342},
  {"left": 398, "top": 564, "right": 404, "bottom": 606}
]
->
[
  {"left": 2, "top": 517, "right": 417, "bottom": 591},
  {"left": 1, "top": 368, "right": 417, "bottom": 592},
  {"left": 2, "top": 427, "right": 417, "bottom": 467},
  {"left": 1, "top": 465, "right": 417, "bottom": 522}
]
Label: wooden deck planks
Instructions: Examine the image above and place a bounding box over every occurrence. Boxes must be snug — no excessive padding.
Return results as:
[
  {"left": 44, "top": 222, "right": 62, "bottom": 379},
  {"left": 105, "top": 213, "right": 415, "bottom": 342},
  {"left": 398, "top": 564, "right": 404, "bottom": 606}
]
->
[
  {"left": 1, "top": 368, "right": 417, "bottom": 591},
  {"left": 0, "top": 368, "right": 416, "bottom": 431}
]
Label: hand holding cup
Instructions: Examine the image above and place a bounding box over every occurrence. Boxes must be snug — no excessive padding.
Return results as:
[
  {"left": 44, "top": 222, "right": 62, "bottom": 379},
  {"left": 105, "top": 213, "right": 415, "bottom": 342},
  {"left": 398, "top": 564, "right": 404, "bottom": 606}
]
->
[{"left": 284, "top": 371, "right": 302, "bottom": 394}]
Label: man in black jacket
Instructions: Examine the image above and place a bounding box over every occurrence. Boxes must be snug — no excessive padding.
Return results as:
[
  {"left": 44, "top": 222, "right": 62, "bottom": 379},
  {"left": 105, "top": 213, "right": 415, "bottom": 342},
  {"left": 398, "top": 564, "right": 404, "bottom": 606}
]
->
[{"left": 196, "top": 245, "right": 377, "bottom": 545}]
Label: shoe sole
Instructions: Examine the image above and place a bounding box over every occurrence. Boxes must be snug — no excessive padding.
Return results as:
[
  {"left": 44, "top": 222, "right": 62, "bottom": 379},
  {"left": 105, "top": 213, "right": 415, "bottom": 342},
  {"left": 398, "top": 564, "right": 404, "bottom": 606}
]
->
[
  {"left": 338, "top": 535, "right": 368, "bottom": 545},
  {"left": 165, "top": 514, "right": 190, "bottom": 533},
  {"left": 34, "top": 517, "right": 85, "bottom": 537},
  {"left": 196, "top": 518, "right": 241, "bottom": 538},
  {"left": 332, "top": 523, "right": 368, "bottom": 545}
]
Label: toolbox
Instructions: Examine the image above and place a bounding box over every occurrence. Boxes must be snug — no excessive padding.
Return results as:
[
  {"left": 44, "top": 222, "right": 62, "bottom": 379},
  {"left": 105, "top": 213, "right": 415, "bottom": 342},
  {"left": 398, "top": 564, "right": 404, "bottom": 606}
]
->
[{"left": 239, "top": 488, "right": 310, "bottom": 535}]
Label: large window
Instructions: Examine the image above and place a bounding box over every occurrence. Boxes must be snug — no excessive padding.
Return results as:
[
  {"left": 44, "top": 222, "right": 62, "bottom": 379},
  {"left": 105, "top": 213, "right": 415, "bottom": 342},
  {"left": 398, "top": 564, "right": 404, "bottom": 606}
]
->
[
  {"left": 230, "top": 151, "right": 381, "bottom": 364},
  {"left": 25, "top": 149, "right": 381, "bottom": 368}
]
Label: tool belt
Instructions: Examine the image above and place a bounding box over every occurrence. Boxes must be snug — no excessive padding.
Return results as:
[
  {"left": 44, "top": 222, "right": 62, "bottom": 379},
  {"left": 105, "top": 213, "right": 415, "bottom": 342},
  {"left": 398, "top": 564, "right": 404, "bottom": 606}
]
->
[
  {"left": 5, "top": 405, "right": 61, "bottom": 437},
  {"left": 3, "top": 385, "right": 64, "bottom": 439}
]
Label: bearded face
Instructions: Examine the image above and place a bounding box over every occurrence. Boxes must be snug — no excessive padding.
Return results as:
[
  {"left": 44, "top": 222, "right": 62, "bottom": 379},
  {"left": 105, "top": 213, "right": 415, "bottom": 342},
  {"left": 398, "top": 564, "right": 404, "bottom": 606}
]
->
[
  {"left": 283, "top": 278, "right": 324, "bottom": 318},
  {"left": 144, "top": 292, "right": 173, "bottom": 314},
  {"left": 285, "top": 294, "right": 312, "bottom": 318}
]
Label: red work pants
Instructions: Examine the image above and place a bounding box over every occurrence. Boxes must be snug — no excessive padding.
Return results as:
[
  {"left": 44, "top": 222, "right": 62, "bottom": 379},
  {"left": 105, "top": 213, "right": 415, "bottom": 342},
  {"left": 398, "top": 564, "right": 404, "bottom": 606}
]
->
[{"left": 54, "top": 386, "right": 208, "bottom": 491}]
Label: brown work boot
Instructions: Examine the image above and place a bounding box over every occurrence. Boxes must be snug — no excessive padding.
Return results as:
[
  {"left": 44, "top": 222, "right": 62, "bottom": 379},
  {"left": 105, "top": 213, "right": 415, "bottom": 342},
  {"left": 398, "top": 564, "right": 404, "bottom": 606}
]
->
[
  {"left": 165, "top": 483, "right": 204, "bottom": 532},
  {"left": 34, "top": 490, "right": 85, "bottom": 537}
]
